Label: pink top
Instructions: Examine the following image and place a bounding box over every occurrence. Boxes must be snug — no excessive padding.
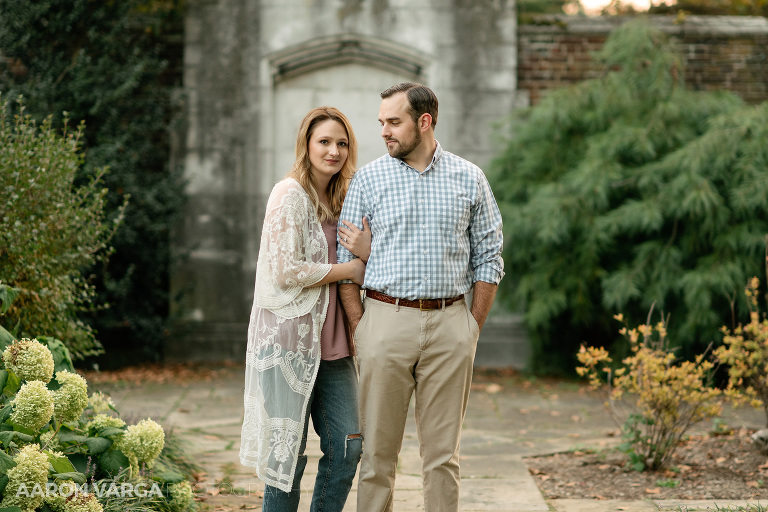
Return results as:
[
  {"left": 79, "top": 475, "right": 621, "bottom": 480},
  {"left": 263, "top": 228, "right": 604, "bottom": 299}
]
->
[{"left": 320, "top": 221, "right": 350, "bottom": 361}]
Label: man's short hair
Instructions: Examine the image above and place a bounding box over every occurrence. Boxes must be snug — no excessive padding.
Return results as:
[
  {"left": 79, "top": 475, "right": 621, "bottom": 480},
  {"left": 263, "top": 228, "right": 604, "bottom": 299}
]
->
[{"left": 381, "top": 82, "right": 438, "bottom": 129}]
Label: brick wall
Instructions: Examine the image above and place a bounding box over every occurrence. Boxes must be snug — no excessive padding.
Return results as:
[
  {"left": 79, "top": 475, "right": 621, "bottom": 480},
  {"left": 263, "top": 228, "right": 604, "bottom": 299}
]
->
[{"left": 518, "top": 15, "right": 768, "bottom": 105}]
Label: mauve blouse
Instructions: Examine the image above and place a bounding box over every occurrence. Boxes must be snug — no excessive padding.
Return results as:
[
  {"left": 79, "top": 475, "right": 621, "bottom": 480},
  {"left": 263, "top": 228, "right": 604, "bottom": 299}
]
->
[{"left": 320, "top": 221, "right": 350, "bottom": 360}]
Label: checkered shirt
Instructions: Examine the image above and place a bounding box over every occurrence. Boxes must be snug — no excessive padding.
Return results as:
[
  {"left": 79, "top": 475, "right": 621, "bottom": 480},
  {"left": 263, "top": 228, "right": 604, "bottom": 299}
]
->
[{"left": 337, "top": 141, "right": 504, "bottom": 300}]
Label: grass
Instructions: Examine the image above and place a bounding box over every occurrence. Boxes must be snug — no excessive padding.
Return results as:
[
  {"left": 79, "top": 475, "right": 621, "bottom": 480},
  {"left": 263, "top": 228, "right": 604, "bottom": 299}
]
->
[{"left": 674, "top": 503, "right": 768, "bottom": 512}]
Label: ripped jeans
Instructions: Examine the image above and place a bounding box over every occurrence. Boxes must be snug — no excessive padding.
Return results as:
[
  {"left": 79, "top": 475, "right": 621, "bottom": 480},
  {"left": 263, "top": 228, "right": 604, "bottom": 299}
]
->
[{"left": 262, "top": 356, "right": 363, "bottom": 512}]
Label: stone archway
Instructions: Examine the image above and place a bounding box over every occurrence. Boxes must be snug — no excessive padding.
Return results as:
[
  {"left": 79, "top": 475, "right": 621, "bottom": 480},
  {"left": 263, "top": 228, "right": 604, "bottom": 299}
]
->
[{"left": 258, "top": 35, "right": 430, "bottom": 188}]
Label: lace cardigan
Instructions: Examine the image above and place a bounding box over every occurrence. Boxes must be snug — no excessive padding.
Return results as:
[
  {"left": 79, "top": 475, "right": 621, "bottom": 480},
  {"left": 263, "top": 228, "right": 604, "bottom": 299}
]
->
[{"left": 239, "top": 178, "right": 333, "bottom": 492}]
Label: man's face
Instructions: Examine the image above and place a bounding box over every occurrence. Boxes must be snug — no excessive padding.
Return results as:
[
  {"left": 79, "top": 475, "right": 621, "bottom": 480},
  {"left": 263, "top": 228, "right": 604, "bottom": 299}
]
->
[{"left": 378, "top": 92, "right": 422, "bottom": 160}]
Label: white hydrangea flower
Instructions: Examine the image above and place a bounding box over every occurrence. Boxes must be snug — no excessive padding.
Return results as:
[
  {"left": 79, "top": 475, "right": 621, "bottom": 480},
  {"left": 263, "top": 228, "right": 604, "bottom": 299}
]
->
[
  {"left": 11, "top": 380, "right": 54, "bottom": 431},
  {"left": 46, "top": 490, "right": 104, "bottom": 512},
  {"left": 115, "top": 418, "right": 165, "bottom": 475},
  {"left": 87, "top": 391, "right": 115, "bottom": 414},
  {"left": 86, "top": 413, "right": 126, "bottom": 434},
  {"left": 3, "top": 337, "right": 55, "bottom": 383},
  {"left": 40, "top": 429, "right": 63, "bottom": 452},
  {"left": 0, "top": 443, "right": 49, "bottom": 511},
  {"left": 52, "top": 370, "right": 89, "bottom": 423},
  {"left": 168, "top": 480, "right": 194, "bottom": 512}
]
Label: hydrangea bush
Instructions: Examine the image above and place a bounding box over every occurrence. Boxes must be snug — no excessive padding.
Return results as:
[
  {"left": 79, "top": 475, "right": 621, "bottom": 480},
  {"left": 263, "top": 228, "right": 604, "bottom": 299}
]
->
[{"left": 0, "top": 335, "right": 198, "bottom": 512}]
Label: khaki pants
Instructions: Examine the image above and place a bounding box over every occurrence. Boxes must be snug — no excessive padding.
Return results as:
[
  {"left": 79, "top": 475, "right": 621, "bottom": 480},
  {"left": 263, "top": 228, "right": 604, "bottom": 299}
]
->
[{"left": 354, "top": 296, "right": 480, "bottom": 512}]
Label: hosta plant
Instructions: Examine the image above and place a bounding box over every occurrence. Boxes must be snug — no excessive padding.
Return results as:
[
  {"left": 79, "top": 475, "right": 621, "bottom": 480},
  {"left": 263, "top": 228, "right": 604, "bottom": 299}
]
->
[{"left": 577, "top": 312, "right": 722, "bottom": 471}]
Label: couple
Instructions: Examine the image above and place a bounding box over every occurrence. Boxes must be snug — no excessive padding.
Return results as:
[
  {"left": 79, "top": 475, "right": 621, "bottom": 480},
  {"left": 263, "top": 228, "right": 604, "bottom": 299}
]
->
[{"left": 239, "top": 83, "right": 505, "bottom": 512}]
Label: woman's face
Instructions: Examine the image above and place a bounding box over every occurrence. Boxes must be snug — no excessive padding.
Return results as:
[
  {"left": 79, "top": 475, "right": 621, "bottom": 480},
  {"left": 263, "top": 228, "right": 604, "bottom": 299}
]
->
[{"left": 308, "top": 119, "right": 349, "bottom": 185}]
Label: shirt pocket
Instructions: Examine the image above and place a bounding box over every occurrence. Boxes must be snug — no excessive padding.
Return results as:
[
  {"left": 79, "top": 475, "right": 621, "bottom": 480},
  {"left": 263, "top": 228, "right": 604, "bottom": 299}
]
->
[{"left": 440, "top": 195, "right": 472, "bottom": 236}]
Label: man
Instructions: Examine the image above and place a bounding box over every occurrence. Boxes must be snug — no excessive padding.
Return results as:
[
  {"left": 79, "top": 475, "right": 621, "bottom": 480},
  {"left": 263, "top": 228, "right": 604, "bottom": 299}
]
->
[{"left": 337, "top": 82, "right": 504, "bottom": 512}]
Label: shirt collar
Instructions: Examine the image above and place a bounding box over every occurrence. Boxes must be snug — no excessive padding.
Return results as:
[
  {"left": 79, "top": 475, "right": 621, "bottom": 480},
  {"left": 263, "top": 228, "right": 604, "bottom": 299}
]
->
[{"left": 394, "top": 140, "right": 443, "bottom": 174}]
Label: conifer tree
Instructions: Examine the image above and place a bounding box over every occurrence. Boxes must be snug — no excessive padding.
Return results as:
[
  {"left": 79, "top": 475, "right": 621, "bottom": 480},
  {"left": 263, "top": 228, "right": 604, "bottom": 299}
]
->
[{"left": 490, "top": 19, "right": 768, "bottom": 374}]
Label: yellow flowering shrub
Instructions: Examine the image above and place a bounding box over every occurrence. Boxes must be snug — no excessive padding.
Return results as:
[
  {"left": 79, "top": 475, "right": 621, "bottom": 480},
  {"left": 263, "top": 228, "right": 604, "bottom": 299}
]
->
[
  {"left": 714, "top": 277, "right": 768, "bottom": 426},
  {"left": 577, "top": 313, "right": 722, "bottom": 470}
]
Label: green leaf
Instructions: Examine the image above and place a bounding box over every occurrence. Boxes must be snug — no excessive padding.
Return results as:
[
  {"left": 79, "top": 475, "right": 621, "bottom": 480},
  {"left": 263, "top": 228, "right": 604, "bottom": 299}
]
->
[
  {"left": 66, "top": 454, "right": 92, "bottom": 476},
  {"left": 0, "top": 404, "right": 12, "bottom": 425},
  {"left": 97, "top": 427, "right": 126, "bottom": 438},
  {"left": 0, "top": 284, "right": 20, "bottom": 315},
  {"left": 48, "top": 453, "right": 77, "bottom": 474},
  {"left": 0, "top": 474, "right": 10, "bottom": 497},
  {"left": 57, "top": 431, "right": 89, "bottom": 444},
  {"left": 0, "top": 431, "right": 33, "bottom": 448},
  {"left": 37, "top": 337, "right": 75, "bottom": 373},
  {"left": 0, "top": 450, "right": 16, "bottom": 473},
  {"left": 84, "top": 436, "right": 112, "bottom": 455},
  {"left": 0, "top": 506, "right": 22, "bottom": 512},
  {"left": 0, "top": 372, "right": 8, "bottom": 396},
  {"left": 98, "top": 449, "right": 130, "bottom": 476},
  {"left": 52, "top": 471, "right": 87, "bottom": 484},
  {"left": 2, "top": 371, "right": 20, "bottom": 397},
  {"left": 0, "top": 326, "right": 14, "bottom": 354}
]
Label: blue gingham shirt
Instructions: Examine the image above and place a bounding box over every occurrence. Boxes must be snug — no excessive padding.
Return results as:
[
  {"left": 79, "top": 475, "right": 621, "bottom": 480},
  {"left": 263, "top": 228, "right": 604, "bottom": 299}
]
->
[{"left": 337, "top": 141, "right": 504, "bottom": 300}]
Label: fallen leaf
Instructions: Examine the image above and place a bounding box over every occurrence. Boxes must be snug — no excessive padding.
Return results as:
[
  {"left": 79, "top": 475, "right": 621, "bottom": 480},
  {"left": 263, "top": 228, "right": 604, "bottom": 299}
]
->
[
  {"left": 747, "top": 481, "right": 760, "bottom": 488},
  {"left": 565, "top": 482, "right": 577, "bottom": 487},
  {"left": 567, "top": 433, "right": 581, "bottom": 438},
  {"left": 541, "top": 475, "right": 551, "bottom": 481},
  {"left": 571, "top": 415, "right": 581, "bottom": 422},
  {"left": 550, "top": 411, "right": 561, "bottom": 417},
  {"left": 519, "top": 409, "right": 529, "bottom": 414},
  {"left": 593, "top": 494, "right": 608, "bottom": 500},
  {"left": 529, "top": 468, "right": 544, "bottom": 475},
  {"left": 598, "top": 464, "right": 611, "bottom": 470},
  {"left": 485, "top": 383, "right": 502, "bottom": 394},
  {"left": 645, "top": 488, "right": 661, "bottom": 494},
  {"left": 716, "top": 456, "right": 727, "bottom": 464},
  {"left": 735, "top": 458, "right": 745, "bottom": 464}
]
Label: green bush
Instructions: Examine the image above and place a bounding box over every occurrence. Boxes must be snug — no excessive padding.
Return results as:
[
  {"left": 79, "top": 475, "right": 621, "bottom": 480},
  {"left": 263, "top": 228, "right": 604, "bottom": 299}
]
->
[
  {"left": 0, "top": 0, "right": 187, "bottom": 363},
  {"left": 0, "top": 97, "right": 127, "bottom": 358},
  {"left": 489, "top": 19, "right": 768, "bottom": 374}
]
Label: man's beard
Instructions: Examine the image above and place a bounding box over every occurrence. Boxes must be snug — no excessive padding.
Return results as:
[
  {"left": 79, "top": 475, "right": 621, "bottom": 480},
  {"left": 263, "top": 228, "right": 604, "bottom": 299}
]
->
[{"left": 386, "top": 127, "right": 422, "bottom": 160}]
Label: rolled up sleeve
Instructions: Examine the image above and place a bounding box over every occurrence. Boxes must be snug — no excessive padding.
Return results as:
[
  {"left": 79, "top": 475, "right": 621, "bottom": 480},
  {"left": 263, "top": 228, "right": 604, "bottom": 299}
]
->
[{"left": 469, "top": 174, "right": 505, "bottom": 285}]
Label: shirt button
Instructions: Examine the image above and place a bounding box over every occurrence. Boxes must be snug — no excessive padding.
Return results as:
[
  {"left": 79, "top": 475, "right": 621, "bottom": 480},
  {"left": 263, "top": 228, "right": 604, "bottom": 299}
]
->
[
  {"left": 423, "top": 276, "right": 428, "bottom": 281},
  {"left": 421, "top": 224, "right": 426, "bottom": 229}
]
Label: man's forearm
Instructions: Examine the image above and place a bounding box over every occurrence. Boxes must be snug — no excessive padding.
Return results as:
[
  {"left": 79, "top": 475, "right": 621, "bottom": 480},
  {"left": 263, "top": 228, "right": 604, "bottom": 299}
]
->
[
  {"left": 339, "top": 283, "right": 364, "bottom": 331},
  {"left": 470, "top": 281, "right": 498, "bottom": 332}
]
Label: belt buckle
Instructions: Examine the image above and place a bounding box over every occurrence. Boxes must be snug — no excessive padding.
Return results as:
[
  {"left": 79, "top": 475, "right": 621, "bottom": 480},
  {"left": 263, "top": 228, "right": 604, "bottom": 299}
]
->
[{"left": 419, "top": 299, "right": 426, "bottom": 311}]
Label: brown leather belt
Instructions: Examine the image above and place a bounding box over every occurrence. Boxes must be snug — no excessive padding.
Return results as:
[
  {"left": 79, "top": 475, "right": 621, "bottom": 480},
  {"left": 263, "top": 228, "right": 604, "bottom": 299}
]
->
[{"left": 365, "top": 290, "right": 463, "bottom": 310}]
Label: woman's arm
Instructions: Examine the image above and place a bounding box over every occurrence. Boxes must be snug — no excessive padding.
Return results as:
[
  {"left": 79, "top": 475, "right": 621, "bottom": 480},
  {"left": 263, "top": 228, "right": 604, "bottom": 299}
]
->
[{"left": 315, "top": 259, "right": 365, "bottom": 287}]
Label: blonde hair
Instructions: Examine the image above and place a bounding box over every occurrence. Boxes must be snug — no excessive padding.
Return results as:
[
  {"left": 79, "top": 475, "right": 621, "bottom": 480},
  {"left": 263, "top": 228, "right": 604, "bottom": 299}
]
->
[{"left": 288, "top": 107, "right": 357, "bottom": 223}]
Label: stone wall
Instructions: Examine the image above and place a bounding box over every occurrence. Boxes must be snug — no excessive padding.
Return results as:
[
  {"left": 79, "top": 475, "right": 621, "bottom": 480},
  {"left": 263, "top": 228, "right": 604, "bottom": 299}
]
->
[
  {"left": 168, "top": 0, "right": 522, "bottom": 364},
  {"left": 518, "top": 15, "right": 768, "bottom": 105}
]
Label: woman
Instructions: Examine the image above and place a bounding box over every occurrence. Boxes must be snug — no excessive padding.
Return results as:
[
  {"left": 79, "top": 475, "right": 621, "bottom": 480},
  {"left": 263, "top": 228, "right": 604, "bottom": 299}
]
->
[{"left": 239, "top": 107, "right": 369, "bottom": 512}]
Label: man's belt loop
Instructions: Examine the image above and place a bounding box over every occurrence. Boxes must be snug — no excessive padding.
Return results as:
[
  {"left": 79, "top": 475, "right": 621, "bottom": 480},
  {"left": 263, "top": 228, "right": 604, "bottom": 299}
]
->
[{"left": 395, "top": 298, "right": 400, "bottom": 312}]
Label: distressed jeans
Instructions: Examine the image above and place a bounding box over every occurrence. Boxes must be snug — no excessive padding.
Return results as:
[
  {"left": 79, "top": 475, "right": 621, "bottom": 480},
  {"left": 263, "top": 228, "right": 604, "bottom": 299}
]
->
[{"left": 262, "top": 356, "right": 362, "bottom": 512}]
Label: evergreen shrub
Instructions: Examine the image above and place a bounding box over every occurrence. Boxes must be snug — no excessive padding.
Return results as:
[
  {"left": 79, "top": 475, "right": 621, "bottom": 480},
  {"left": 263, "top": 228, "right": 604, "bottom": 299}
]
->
[
  {"left": 0, "top": 0, "right": 187, "bottom": 363},
  {"left": 489, "top": 19, "right": 768, "bottom": 374}
]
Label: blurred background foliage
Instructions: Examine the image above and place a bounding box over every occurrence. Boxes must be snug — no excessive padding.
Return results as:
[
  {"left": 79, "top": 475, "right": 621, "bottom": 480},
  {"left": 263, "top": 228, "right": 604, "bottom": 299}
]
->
[
  {"left": 0, "top": 0, "right": 187, "bottom": 366},
  {"left": 489, "top": 20, "right": 768, "bottom": 375}
]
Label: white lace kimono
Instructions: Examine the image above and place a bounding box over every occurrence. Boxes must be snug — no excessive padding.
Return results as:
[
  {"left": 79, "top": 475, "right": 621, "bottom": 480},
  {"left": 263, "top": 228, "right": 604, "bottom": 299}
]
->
[{"left": 239, "top": 178, "right": 333, "bottom": 492}]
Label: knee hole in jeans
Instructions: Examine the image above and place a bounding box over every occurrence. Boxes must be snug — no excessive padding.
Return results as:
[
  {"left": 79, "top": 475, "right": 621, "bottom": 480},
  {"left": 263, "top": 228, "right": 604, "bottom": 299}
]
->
[{"left": 344, "top": 433, "right": 363, "bottom": 461}]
